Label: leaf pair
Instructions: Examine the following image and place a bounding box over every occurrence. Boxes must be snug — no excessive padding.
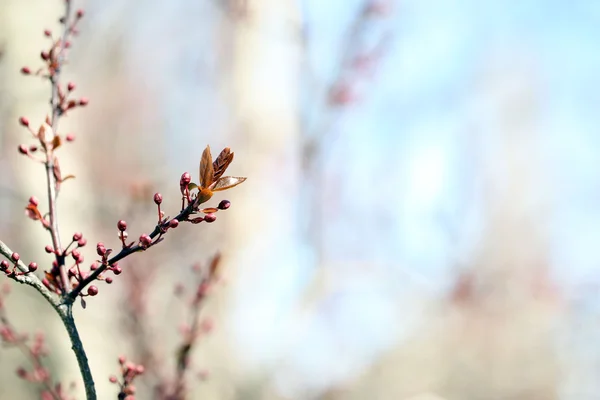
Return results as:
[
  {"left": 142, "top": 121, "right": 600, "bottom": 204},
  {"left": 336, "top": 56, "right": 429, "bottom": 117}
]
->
[{"left": 190, "top": 146, "right": 246, "bottom": 205}]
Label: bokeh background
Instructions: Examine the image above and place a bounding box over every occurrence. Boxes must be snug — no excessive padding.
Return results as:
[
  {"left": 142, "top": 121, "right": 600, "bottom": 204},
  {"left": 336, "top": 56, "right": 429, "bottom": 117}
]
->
[{"left": 1, "top": 0, "right": 599, "bottom": 399}]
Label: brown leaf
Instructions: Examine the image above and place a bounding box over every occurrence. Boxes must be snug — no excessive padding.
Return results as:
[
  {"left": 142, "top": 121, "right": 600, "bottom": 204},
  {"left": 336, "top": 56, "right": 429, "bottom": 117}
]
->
[
  {"left": 38, "top": 124, "right": 47, "bottom": 142},
  {"left": 25, "top": 204, "right": 42, "bottom": 221},
  {"left": 195, "top": 188, "right": 214, "bottom": 206},
  {"left": 200, "top": 207, "right": 218, "bottom": 214},
  {"left": 53, "top": 157, "right": 62, "bottom": 182},
  {"left": 212, "top": 148, "right": 234, "bottom": 182},
  {"left": 210, "top": 176, "right": 246, "bottom": 192},
  {"left": 208, "top": 253, "right": 222, "bottom": 279},
  {"left": 52, "top": 135, "right": 61, "bottom": 150},
  {"left": 199, "top": 146, "right": 214, "bottom": 189}
]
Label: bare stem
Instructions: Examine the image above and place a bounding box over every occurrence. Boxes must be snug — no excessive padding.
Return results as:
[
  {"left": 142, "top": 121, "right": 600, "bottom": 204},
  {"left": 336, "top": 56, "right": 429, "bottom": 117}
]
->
[{"left": 58, "top": 305, "right": 96, "bottom": 400}]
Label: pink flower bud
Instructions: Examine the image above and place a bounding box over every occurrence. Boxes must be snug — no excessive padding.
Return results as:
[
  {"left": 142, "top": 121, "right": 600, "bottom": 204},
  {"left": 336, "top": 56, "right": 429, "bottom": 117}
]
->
[
  {"left": 218, "top": 200, "right": 231, "bottom": 210},
  {"left": 139, "top": 234, "right": 152, "bottom": 247},
  {"left": 87, "top": 286, "right": 98, "bottom": 296}
]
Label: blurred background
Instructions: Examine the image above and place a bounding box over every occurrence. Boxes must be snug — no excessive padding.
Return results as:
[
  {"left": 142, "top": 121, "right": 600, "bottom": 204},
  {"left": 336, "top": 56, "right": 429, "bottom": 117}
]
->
[{"left": 0, "top": 0, "right": 599, "bottom": 399}]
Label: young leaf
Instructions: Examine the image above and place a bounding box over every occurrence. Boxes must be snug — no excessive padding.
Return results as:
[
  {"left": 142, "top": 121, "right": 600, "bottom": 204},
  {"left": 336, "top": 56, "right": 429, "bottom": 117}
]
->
[
  {"left": 52, "top": 135, "right": 61, "bottom": 150},
  {"left": 212, "top": 148, "right": 234, "bottom": 182},
  {"left": 209, "top": 253, "right": 222, "bottom": 278},
  {"left": 199, "top": 145, "right": 214, "bottom": 189},
  {"left": 210, "top": 176, "right": 247, "bottom": 192}
]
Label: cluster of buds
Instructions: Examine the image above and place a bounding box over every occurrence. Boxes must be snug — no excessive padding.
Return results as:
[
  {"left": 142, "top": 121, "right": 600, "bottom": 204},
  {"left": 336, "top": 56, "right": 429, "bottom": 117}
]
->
[
  {"left": 109, "top": 355, "right": 145, "bottom": 400},
  {"left": 41, "top": 231, "right": 94, "bottom": 295},
  {"left": 0, "top": 252, "right": 37, "bottom": 278},
  {"left": 20, "top": 6, "right": 85, "bottom": 96},
  {"left": 56, "top": 147, "right": 242, "bottom": 305},
  {"left": 17, "top": 6, "right": 86, "bottom": 184}
]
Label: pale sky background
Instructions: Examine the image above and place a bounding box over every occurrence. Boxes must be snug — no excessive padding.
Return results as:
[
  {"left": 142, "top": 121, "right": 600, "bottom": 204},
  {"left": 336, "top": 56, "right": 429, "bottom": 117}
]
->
[{"left": 60, "top": 0, "right": 600, "bottom": 397}]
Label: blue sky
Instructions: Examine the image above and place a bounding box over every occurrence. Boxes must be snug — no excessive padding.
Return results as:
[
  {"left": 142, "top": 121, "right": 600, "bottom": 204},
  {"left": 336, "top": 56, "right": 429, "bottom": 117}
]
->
[{"left": 79, "top": 0, "right": 600, "bottom": 395}]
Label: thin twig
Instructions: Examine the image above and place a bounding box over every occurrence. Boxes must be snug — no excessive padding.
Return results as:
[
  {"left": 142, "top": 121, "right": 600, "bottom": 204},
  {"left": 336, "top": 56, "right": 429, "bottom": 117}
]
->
[
  {"left": 0, "top": 240, "right": 59, "bottom": 307},
  {"left": 65, "top": 201, "right": 198, "bottom": 304},
  {"left": 46, "top": 0, "right": 72, "bottom": 294}
]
